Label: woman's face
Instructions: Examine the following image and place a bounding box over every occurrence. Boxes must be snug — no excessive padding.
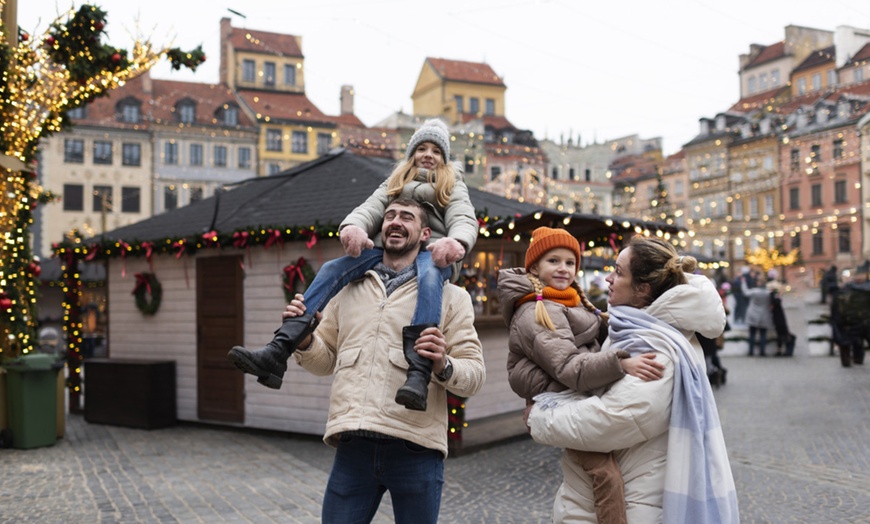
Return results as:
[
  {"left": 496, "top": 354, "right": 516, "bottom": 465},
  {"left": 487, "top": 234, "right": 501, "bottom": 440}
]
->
[
  {"left": 529, "top": 248, "right": 577, "bottom": 291},
  {"left": 605, "top": 247, "right": 645, "bottom": 307},
  {"left": 413, "top": 142, "right": 444, "bottom": 170}
]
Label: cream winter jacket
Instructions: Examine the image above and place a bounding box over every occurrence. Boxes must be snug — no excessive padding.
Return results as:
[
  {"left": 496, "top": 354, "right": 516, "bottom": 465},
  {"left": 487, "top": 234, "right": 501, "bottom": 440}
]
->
[
  {"left": 293, "top": 269, "right": 485, "bottom": 458},
  {"left": 496, "top": 268, "right": 624, "bottom": 400},
  {"left": 339, "top": 171, "right": 479, "bottom": 255},
  {"left": 527, "top": 273, "right": 725, "bottom": 523}
]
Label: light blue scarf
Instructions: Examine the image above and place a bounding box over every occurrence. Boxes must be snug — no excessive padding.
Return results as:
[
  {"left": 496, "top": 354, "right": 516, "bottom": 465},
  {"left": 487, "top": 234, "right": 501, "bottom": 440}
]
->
[{"left": 608, "top": 305, "right": 739, "bottom": 524}]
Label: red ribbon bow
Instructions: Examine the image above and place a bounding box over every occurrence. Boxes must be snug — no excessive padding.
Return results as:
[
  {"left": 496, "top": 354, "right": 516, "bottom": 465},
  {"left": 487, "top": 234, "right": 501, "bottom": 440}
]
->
[
  {"left": 283, "top": 257, "right": 307, "bottom": 291},
  {"left": 264, "top": 229, "right": 283, "bottom": 250},
  {"left": 132, "top": 273, "right": 151, "bottom": 295},
  {"left": 232, "top": 231, "right": 249, "bottom": 249},
  {"left": 172, "top": 240, "right": 186, "bottom": 259},
  {"left": 202, "top": 230, "right": 219, "bottom": 246}
]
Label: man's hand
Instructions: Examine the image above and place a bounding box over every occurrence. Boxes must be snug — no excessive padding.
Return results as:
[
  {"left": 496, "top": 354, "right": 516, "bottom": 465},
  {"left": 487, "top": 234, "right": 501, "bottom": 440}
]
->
[
  {"left": 619, "top": 352, "right": 665, "bottom": 381},
  {"left": 282, "top": 294, "right": 322, "bottom": 350},
  {"left": 413, "top": 326, "right": 449, "bottom": 374}
]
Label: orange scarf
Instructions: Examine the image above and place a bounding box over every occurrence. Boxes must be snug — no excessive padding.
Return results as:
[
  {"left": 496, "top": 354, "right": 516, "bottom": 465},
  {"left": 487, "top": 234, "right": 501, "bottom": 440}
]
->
[{"left": 516, "top": 286, "right": 580, "bottom": 308}]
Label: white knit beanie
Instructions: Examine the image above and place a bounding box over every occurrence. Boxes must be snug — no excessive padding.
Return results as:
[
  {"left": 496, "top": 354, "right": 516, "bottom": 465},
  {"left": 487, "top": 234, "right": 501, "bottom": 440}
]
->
[{"left": 405, "top": 118, "right": 451, "bottom": 163}]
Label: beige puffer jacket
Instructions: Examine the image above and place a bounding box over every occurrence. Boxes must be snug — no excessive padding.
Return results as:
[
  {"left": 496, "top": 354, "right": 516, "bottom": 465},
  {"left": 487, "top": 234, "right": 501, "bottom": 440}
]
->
[
  {"left": 293, "top": 270, "right": 485, "bottom": 458},
  {"left": 496, "top": 268, "right": 625, "bottom": 400}
]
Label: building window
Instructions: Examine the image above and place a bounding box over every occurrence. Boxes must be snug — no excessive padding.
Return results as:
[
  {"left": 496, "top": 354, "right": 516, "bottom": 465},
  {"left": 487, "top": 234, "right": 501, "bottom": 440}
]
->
[
  {"left": 266, "top": 129, "right": 283, "bottom": 151},
  {"left": 264, "top": 62, "right": 276, "bottom": 87},
  {"left": 164, "top": 186, "right": 178, "bottom": 211},
  {"left": 759, "top": 72, "right": 768, "bottom": 90},
  {"left": 675, "top": 180, "right": 684, "bottom": 196},
  {"left": 790, "top": 148, "right": 800, "bottom": 171},
  {"left": 828, "top": 69, "right": 837, "bottom": 87},
  {"left": 833, "top": 139, "right": 844, "bottom": 160},
  {"left": 93, "top": 140, "right": 112, "bottom": 165},
  {"left": 242, "top": 59, "right": 255, "bottom": 82},
  {"left": 490, "top": 165, "right": 501, "bottom": 181},
  {"left": 834, "top": 179, "right": 847, "bottom": 203},
  {"left": 63, "top": 184, "right": 84, "bottom": 211},
  {"left": 748, "top": 76, "right": 756, "bottom": 94},
  {"left": 733, "top": 200, "right": 744, "bottom": 220},
  {"left": 284, "top": 64, "right": 296, "bottom": 86},
  {"left": 857, "top": 68, "right": 865, "bottom": 82},
  {"left": 117, "top": 99, "right": 140, "bottom": 123},
  {"left": 238, "top": 147, "right": 251, "bottom": 168},
  {"left": 797, "top": 78, "right": 807, "bottom": 95},
  {"left": 64, "top": 139, "right": 84, "bottom": 163},
  {"left": 190, "top": 144, "right": 203, "bottom": 166},
  {"left": 585, "top": 169, "right": 591, "bottom": 182},
  {"left": 551, "top": 167, "right": 558, "bottom": 179},
  {"left": 121, "top": 186, "right": 140, "bottom": 213},
  {"left": 838, "top": 225, "right": 851, "bottom": 253},
  {"left": 165, "top": 142, "right": 178, "bottom": 165},
  {"left": 268, "top": 162, "right": 282, "bottom": 175},
  {"left": 465, "top": 155, "right": 475, "bottom": 175},
  {"left": 791, "top": 231, "right": 801, "bottom": 252},
  {"left": 772, "top": 69, "right": 781, "bottom": 86},
  {"left": 67, "top": 106, "right": 87, "bottom": 119},
  {"left": 485, "top": 98, "right": 495, "bottom": 115},
  {"left": 317, "top": 133, "right": 332, "bottom": 155},
  {"left": 812, "top": 230, "right": 824, "bottom": 255},
  {"left": 811, "top": 183, "right": 822, "bottom": 207},
  {"left": 454, "top": 95, "right": 463, "bottom": 113},
  {"left": 190, "top": 186, "right": 203, "bottom": 203},
  {"left": 222, "top": 106, "right": 238, "bottom": 126},
  {"left": 178, "top": 101, "right": 196, "bottom": 124},
  {"left": 92, "top": 185, "right": 112, "bottom": 212},
  {"left": 789, "top": 187, "right": 800, "bottom": 210},
  {"left": 569, "top": 168, "right": 576, "bottom": 181},
  {"left": 810, "top": 144, "right": 821, "bottom": 162},
  {"left": 291, "top": 130, "right": 308, "bottom": 154},
  {"left": 214, "top": 145, "right": 227, "bottom": 167},
  {"left": 764, "top": 194, "right": 774, "bottom": 215},
  {"left": 812, "top": 73, "right": 821, "bottom": 91},
  {"left": 122, "top": 143, "right": 141, "bottom": 166},
  {"left": 749, "top": 197, "right": 759, "bottom": 218},
  {"left": 469, "top": 97, "right": 480, "bottom": 114}
]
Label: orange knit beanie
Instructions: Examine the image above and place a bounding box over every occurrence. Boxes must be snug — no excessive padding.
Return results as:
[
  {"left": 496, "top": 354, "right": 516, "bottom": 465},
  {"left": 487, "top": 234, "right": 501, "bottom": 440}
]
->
[{"left": 524, "top": 227, "right": 581, "bottom": 271}]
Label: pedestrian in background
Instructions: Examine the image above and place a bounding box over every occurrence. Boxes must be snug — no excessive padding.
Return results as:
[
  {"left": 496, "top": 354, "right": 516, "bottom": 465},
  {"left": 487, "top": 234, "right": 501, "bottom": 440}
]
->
[
  {"left": 769, "top": 278, "right": 795, "bottom": 357},
  {"left": 731, "top": 267, "right": 750, "bottom": 326},
  {"left": 821, "top": 265, "right": 838, "bottom": 305},
  {"left": 743, "top": 274, "right": 775, "bottom": 356}
]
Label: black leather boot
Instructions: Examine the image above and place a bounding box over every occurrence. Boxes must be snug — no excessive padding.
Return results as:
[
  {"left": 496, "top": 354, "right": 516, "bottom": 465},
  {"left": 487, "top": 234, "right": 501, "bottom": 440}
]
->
[
  {"left": 395, "top": 323, "right": 437, "bottom": 411},
  {"left": 227, "top": 314, "right": 318, "bottom": 389}
]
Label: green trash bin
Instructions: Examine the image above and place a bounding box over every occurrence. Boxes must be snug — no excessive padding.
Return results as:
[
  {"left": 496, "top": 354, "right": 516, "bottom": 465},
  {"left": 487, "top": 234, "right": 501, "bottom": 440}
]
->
[{"left": 4, "top": 353, "right": 63, "bottom": 449}]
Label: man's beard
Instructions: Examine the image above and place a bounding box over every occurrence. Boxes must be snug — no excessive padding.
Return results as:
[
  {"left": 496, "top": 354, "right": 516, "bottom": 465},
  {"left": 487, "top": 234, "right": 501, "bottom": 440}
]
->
[{"left": 382, "top": 228, "right": 421, "bottom": 257}]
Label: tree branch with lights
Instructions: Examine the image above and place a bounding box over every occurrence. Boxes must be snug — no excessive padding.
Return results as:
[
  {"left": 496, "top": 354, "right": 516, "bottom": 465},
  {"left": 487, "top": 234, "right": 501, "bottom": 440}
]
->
[{"left": 0, "top": 1, "right": 205, "bottom": 410}]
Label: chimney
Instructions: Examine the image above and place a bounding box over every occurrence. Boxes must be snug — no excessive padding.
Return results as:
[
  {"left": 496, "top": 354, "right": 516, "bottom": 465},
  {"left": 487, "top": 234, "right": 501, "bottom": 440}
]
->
[
  {"left": 220, "top": 18, "right": 232, "bottom": 86},
  {"left": 141, "top": 70, "right": 152, "bottom": 94},
  {"left": 340, "top": 85, "right": 355, "bottom": 115}
]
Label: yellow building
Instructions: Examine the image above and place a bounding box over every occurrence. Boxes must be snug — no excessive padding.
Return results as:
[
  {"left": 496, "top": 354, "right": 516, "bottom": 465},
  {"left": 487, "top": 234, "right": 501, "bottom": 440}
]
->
[
  {"left": 219, "top": 18, "right": 337, "bottom": 174},
  {"left": 412, "top": 57, "right": 506, "bottom": 123},
  {"left": 791, "top": 46, "right": 838, "bottom": 97}
]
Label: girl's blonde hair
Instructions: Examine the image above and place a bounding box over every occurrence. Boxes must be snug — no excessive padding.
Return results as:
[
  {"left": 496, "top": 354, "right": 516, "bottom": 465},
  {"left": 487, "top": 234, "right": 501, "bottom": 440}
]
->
[
  {"left": 386, "top": 158, "right": 456, "bottom": 208},
  {"left": 527, "top": 273, "right": 608, "bottom": 332}
]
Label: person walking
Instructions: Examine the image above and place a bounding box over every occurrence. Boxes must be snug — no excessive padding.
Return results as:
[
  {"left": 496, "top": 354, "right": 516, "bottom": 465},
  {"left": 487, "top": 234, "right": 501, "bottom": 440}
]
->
[
  {"left": 731, "top": 267, "right": 750, "bottom": 326},
  {"left": 280, "top": 198, "right": 485, "bottom": 524},
  {"left": 743, "top": 275, "right": 775, "bottom": 356},
  {"left": 524, "top": 236, "right": 736, "bottom": 523},
  {"left": 229, "top": 118, "right": 478, "bottom": 412}
]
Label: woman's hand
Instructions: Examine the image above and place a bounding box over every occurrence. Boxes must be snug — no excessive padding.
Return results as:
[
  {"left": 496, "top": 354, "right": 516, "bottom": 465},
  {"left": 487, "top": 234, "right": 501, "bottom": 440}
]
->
[
  {"left": 620, "top": 353, "right": 665, "bottom": 381},
  {"left": 522, "top": 400, "right": 535, "bottom": 434}
]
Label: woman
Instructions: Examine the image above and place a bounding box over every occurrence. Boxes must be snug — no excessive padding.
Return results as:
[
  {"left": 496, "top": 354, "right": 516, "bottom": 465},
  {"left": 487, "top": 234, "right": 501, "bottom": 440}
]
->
[
  {"left": 742, "top": 274, "right": 775, "bottom": 356},
  {"left": 524, "top": 236, "right": 738, "bottom": 523}
]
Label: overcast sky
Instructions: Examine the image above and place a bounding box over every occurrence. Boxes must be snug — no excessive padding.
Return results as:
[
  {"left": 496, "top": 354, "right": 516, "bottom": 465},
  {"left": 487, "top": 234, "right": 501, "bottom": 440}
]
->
[{"left": 19, "top": 0, "right": 870, "bottom": 155}]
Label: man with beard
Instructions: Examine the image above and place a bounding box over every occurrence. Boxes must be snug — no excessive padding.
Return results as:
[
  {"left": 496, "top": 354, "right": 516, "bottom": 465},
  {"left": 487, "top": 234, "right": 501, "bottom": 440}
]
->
[{"left": 282, "top": 197, "right": 485, "bottom": 524}]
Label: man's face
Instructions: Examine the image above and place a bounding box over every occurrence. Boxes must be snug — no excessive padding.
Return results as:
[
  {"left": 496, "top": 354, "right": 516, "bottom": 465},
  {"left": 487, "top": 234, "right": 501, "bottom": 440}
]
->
[{"left": 380, "top": 203, "right": 431, "bottom": 256}]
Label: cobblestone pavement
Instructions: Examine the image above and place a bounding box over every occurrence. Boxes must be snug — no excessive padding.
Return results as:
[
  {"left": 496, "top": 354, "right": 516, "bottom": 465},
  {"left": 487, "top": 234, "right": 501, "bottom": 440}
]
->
[{"left": 3, "top": 291, "right": 870, "bottom": 523}]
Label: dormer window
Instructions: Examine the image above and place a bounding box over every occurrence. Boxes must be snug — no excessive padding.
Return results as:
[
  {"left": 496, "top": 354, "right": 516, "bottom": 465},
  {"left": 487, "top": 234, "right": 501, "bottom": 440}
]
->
[
  {"left": 218, "top": 104, "right": 239, "bottom": 126},
  {"left": 116, "top": 97, "right": 141, "bottom": 124},
  {"left": 177, "top": 99, "right": 196, "bottom": 124}
]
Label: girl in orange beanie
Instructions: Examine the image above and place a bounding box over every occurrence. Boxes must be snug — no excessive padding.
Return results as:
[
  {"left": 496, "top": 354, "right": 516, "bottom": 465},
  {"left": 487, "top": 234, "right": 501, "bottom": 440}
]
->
[{"left": 497, "top": 227, "right": 664, "bottom": 524}]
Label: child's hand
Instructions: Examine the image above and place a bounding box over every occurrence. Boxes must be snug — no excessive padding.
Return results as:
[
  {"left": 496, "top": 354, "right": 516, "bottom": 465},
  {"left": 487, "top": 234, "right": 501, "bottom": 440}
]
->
[
  {"left": 340, "top": 225, "right": 373, "bottom": 257},
  {"left": 620, "top": 353, "right": 665, "bottom": 381},
  {"left": 427, "top": 237, "right": 466, "bottom": 268}
]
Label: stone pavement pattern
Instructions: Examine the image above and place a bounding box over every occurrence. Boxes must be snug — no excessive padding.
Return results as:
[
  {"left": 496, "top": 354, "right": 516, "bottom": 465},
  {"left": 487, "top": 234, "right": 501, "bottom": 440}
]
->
[{"left": 3, "top": 291, "right": 870, "bottom": 523}]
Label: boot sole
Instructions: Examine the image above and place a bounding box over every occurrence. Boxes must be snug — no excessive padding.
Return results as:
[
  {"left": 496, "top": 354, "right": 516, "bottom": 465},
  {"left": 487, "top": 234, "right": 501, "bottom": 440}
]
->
[
  {"left": 395, "top": 388, "right": 427, "bottom": 411},
  {"left": 227, "top": 347, "right": 283, "bottom": 389}
]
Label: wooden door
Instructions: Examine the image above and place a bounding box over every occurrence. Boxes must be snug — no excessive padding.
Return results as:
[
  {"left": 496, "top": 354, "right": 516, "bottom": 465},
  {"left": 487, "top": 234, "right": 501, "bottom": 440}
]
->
[{"left": 196, "top": 256, "right": 244, "bottom": 422}]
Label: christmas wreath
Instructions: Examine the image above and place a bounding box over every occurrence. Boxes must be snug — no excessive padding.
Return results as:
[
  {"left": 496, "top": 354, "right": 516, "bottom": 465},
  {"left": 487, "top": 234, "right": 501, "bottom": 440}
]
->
[
  {"left": 132, "top": 272, "right": 162, "bottom": 315},
  {"left": 282, "top": 257, "right": 317, "bottom": 303}
]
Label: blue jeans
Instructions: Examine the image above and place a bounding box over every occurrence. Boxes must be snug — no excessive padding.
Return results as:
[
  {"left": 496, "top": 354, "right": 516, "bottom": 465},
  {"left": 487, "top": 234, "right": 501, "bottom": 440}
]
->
[
  {"left": 322, "top": 434, "right": 444, "bottom": 524},
  {"left": 748, "top": 326, "right": 768, "bottom": 355},
  {"left": 303, "top": 249, "right": 452, "bottom": 326}
]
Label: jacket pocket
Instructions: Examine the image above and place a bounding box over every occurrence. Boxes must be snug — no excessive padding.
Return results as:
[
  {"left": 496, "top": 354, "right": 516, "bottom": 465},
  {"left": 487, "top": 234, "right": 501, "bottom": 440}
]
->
[
  {"left": 335, "top": 346, "right": 362, "bottom": 373},
  {"left": 329, "top": 347, "right": 363, "bottom": 418},
  {"left": 388, "top": 345, "right": 409, "bottom": 371}
]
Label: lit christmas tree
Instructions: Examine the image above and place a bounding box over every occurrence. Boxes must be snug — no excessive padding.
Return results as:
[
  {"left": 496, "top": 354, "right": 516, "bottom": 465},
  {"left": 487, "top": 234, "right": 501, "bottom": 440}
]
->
[{"left": 0, "top": 1, "right": 204, "bottom": 405}]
